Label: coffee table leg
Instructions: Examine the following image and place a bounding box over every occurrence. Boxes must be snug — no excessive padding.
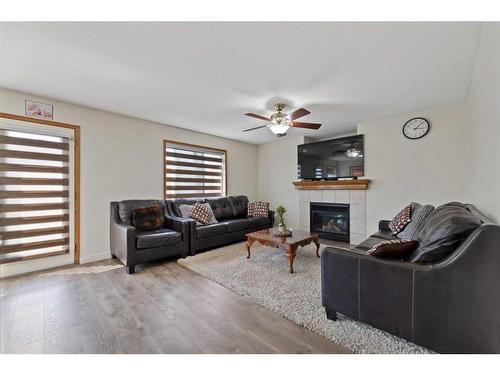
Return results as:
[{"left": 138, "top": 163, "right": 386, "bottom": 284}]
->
[
  {"left": 246, "top": 239, "right": 255, "bottom": 259},
  {"left": 286, "top": 246, "right": 297, "bottom": 274},
  {"left": 313, "top": 237, "right": 320, "bottom": 258},
  {"left": 286, "top": 253, "right": 296, "bottom": 273}
]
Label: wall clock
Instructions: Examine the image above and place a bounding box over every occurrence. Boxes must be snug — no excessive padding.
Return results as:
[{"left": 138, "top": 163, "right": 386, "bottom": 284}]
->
[{"left": 402, "top": 117, "right": 430, "bottom": 140}]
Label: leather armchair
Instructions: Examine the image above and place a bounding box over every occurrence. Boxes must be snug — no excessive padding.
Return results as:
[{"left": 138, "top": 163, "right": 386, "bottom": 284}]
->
[
  {"left": 321, "top": 207, "right": 500, "bottom": 353},
  {"left": 110, "top": 201, "right": 190, "bottom": 274}
]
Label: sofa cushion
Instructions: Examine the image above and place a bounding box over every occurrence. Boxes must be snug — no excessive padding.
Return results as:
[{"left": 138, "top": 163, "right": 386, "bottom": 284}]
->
[
  {"left": 248, "top": 216, "right": 271, "bottom": 228},
  {"left": 388, "top": 204, "right": 412, "bottom": 235},
  {"left": 205, "top": 197, "right": 234, "bottom": 220},
  {"left": 397, "top": 204, "right": 435, "bottom": 240},
  {"left": 222, "top": 218, "right": 251, "bottom": 232},
  {"left": 367, "top": 239, "right": 419, "bottom": 260},
  {"left": 409, "top": 202, "right": 482, "bottom": 263},
  {"left": 119, "top": 200, "right": 165, "bottom": 226},
  {"left": 136, "top": 228, "right": 182, "bottom": 249},
  {"left": 371, "top": 230, "right": 398, "bottom": 241},
  {"left": 228, "top": 195, "right": 249, "bottom": 218},
  {"left": 354, "top": 236, "right": 388, "bottom": 251},
  {"left": 169, "top": 198, "right": 205, "bottom": 217},
  {"left": 131, "top": 205, "right": 162, "bottom": 232},
  {"left": 196, "top": 223, "right": 227, "bottom": 239}
]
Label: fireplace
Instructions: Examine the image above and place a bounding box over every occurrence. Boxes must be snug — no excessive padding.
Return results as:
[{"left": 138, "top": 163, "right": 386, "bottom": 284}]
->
[{"left": 310, "top": 202, "right": 350, "bottom": 242}]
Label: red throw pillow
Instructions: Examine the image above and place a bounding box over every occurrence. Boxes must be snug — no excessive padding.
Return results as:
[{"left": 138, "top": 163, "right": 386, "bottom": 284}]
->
[
  {"left": 388, "top": 205, "right": 412, "bottom": 235},
  {"left": 367, "top": 239, "right": 419, "bottom": 260},
  {"left": 247, "top": 201, "right": 269, "bottom": 218},
  {"left": 131, "top": 205, "right": 162, "bottom": 232}
]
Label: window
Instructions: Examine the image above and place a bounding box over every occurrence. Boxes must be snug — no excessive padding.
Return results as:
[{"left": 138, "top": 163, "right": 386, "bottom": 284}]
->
[
  {"left": 164, "top": 140, "right": 226, "bottom": 199},
  {"left": 0, "top": 128, "right": 71, "bottom": 263},
  {"left": 0, "top": 113, "right": 79, "bottom": 269}
]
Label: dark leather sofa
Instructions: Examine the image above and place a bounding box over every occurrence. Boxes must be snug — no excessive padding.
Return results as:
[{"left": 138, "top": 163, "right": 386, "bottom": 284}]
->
[
  {"left": 110, "top": 199, "right": 190, "bottom": 274},
  {"left": 110, "top": 196, "right": 273, "bottom": 273},
  {"left": 321, "top": 203, "right": 500, "bottom": 353},
  {"left": 165, "top": 195, "right": 274, "bottom": 254}
]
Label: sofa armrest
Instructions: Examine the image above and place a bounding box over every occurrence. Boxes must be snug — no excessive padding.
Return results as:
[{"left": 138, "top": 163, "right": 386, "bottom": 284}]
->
[
  {"left": 165, "top": 214, "right": 194, "bottom": 257},
  {"left": 110, "top": 203, "right": 136, "bottom": 267},
  {"left": 268, "top": 210, "right": 275, "bottom": 226},
  {"left": 165, "top": 214, "right": 191, "bottom": 234},
  {"left": 322, "top": 246, "right": 433, "bottom": 271},
  {"left": 378, "top": 220, "right": 391, "bottom": 231},
  {"left": 321, "top": 246, "right": 432, "bottom": 329}
]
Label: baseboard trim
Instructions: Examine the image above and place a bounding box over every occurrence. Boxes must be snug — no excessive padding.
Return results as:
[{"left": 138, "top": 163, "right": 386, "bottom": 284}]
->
[{"left": 80, "top": 251, "right": 112, "bottom": 264}]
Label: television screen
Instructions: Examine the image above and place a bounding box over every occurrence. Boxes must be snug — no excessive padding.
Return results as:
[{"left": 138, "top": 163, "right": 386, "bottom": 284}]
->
[{"left": 297, "top": 135, "right": 364, "bottom": 179}]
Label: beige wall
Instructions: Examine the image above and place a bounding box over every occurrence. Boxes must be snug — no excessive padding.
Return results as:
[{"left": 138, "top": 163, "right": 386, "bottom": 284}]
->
[
  {"left": 358, "top": 104, "right": 469, "bottom": 234},
  {"left": 0, "top": 87, "right": 258, "bottom": 265},
  {"left": 466, "top": 23, "right": 500, "bottom": 223},
  {"left": 257, "top": 135, "right": 305, "bottom": 229}
]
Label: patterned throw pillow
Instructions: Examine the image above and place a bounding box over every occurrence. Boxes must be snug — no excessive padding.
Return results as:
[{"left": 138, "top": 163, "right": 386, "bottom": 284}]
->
[
  {"left": 367, "top": 239, "right": 419, "bottom": 260},
  {"left": 131, "top": 205, "right": 162, "bottom": 232},
  {"left": 179, "top": 203, "right": 217, "bottom": 225},
  {"left": 388, "top": 205, "right": 412, "bottom": 235},
  {"left": 189, "top": 202, "right": 216, "bottom": 225},
  {"left": 247, "top": 201, "right": 269, "bottom": 218}
]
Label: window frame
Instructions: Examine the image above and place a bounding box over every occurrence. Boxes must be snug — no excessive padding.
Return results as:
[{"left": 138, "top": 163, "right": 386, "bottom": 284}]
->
[
  {"left": 0, "top": 112, "right": 81, "bottom": 264},
  {"left": 163, "top": 139, "right": 227, "bottom": 200}
]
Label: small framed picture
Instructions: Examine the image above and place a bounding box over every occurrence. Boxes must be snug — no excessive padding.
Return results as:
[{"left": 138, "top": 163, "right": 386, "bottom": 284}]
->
[{"left": 25, "top": 100, "right": 54, "bottom": 120}]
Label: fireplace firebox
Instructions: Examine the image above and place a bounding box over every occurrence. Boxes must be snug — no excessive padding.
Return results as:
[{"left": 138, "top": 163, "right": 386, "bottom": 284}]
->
[{"left": 310, "top": 202, "right": 350, "bottom": 242}]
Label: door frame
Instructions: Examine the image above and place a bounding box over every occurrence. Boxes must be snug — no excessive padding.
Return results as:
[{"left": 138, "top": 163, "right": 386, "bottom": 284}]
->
[{"left": 0, "top": 112, "right": 81, "bottom": 264}]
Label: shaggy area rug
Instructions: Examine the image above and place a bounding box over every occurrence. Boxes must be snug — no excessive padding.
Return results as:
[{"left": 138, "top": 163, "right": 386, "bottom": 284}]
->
[{"left": 178, "top": 241, "right": 431, "bottom": 354}]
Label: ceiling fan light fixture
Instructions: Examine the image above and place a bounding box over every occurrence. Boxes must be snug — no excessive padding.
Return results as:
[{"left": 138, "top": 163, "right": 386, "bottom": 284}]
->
[
  {"left": 269, "top": 109, "right": 290, "bottom": 135},
  {"left": 269, "top": 123, "right": 290, "bottom": 135}
]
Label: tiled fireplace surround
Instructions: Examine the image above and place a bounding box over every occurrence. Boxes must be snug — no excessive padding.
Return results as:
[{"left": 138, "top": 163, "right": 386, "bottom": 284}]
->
[{"left": 298, "top": 189, "right": 366, "bottom": 245}]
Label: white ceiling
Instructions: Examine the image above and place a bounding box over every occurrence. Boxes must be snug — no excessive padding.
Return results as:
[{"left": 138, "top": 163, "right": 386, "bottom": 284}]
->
[{"left": 0, "top": 22, "right": 481, "bottom": 144}]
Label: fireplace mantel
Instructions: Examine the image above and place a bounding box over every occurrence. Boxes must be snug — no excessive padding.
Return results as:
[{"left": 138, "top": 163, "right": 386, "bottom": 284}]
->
[{"left": 293, "top": 179, "right": 370, "bottom": 190}]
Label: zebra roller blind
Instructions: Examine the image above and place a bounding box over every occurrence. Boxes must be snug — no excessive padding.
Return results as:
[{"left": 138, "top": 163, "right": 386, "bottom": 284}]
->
[
  {"left": 0, "top": 128, "right": 71, "bottom": 264},
  {"left": 164, "top": 141, "right": 226, "bottom": 199}
]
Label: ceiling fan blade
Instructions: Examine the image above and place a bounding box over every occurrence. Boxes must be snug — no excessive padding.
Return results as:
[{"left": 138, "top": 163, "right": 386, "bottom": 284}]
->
[
  {"left": 291, "top": 121, "right": 322, "bottom": 130},
  {"left": 289, "top": 108, "right": 311, "bottom": 121},
  {"left": 244, "top": 113, "right": 270, "bottom": 121},
  {"left": 242, "top": 125, "right": 268, "bottom": 132}
]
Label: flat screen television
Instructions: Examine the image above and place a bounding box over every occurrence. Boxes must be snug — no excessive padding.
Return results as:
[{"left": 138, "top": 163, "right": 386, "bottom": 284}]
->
[{"left": 297, "top": 135, "right": 364, "bottom": 180}]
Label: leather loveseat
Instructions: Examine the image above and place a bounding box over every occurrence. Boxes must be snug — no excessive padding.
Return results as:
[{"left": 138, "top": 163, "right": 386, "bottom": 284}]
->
[
  {"left": 321, "top": 203, "right": 500, "bottom": 353},
  {"left": 165, "top": 195, "right": 274, "bottom": 254}
]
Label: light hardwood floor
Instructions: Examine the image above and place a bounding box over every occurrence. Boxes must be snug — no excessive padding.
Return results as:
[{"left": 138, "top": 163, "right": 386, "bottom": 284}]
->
[{"left": 1, "top": 258, "right": 349, "bottom": 354}]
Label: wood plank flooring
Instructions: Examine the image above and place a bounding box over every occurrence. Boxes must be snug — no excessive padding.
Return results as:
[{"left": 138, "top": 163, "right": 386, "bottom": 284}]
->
[{"left": 0, "top": 258, "right": 349, "bottom": 354}]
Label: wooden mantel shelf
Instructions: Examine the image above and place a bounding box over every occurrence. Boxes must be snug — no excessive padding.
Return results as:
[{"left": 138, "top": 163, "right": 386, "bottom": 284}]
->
[{"left": 293, "top": 179, "right": 371, "bottom": 190}]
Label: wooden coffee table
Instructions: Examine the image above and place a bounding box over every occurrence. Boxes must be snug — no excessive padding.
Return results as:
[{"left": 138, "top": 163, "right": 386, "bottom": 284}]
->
[{"left": 245, "top": 228, "right": 320, "bottom": 274}]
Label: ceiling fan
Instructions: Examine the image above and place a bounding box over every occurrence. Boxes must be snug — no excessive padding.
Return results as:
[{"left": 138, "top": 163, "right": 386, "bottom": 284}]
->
[{"left": 243, "top": 103, "right": 322, "bottom": 137}]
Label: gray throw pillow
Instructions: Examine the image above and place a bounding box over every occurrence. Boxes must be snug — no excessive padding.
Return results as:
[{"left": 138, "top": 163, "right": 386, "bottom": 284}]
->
[
  {"left": 397, "top": 204, "right": 435, "bottom": 240},
  {"left": 179, "top": 203, "right": 217, "bottom": 225}
]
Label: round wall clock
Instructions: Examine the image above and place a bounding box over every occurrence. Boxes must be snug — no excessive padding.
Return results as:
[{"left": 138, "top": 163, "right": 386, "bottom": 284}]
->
[{"left": 402, "top": 117, "right": 430, "bottom": 140}]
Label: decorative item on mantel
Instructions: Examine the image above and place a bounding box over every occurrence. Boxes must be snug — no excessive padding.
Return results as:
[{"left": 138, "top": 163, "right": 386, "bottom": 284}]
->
[
  {"left": 273, "top": 205, "right": 293, "bottom": 237},
  {"left": 293, "top": 179, "right": 371, "bottom": 190}
]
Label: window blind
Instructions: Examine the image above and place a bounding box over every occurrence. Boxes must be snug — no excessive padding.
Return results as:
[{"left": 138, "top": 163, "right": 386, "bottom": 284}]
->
[
  {"left": 0, "top": 129, "right": 71, "bottom": 264},
  {"left": 164, "top": 141, "right": 226, "bottom": 199}
]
